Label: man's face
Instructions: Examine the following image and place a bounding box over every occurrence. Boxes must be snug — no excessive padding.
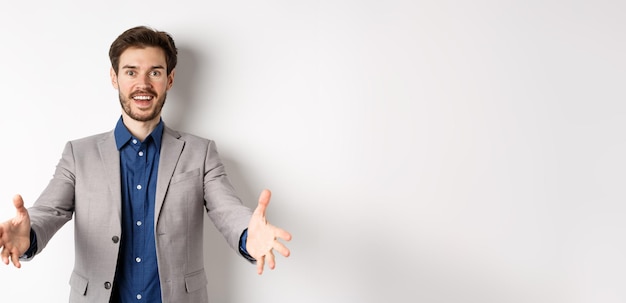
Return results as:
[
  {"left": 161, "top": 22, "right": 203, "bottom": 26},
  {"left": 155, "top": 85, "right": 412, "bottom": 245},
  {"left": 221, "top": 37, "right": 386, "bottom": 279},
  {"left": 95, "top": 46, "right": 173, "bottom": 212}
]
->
[{"left": 111, "top": 46, "right": 174, "bottom": 123}]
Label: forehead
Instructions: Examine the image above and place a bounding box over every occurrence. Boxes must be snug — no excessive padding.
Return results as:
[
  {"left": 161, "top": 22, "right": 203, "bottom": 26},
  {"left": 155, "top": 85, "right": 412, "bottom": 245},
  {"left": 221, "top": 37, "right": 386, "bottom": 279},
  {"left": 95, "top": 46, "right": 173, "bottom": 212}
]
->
[{"left": 119, "top": 46, "right": 167, "bottom": 69}]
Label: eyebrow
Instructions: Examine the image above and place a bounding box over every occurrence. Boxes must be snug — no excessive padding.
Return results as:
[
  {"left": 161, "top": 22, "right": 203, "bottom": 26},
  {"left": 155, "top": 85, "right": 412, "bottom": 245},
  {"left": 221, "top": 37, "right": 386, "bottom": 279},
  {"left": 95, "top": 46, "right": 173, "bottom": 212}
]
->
[{"left": 121, "top": 64, "right": 165, "bottom": 70}]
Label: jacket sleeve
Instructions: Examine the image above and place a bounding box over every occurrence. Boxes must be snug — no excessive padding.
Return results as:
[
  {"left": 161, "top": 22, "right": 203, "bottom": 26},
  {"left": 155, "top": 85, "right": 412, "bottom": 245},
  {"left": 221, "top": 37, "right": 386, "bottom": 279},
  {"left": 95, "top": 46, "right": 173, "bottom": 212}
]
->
[
  {"left": 28, "top": 141, "right": 76, "bottom": 256},
  {"left": 203, "top": 140, "right": 253, "bottom": 254}
]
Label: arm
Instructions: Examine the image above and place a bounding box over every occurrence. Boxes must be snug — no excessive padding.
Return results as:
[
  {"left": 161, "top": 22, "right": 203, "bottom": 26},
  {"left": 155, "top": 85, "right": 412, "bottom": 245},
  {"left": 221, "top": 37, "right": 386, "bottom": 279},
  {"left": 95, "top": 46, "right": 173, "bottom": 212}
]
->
[
  {"left": 201, "top": 140, "right": 291, "bottom": 273},
  {"left": 27, "top": 141, "right": 75, "bottom": 254},
  {"left": 203, "top": 140, "right": 253, "bottom": 252},
  {"left": 1, "top": 141, "right": 83, "bottom": 267}
]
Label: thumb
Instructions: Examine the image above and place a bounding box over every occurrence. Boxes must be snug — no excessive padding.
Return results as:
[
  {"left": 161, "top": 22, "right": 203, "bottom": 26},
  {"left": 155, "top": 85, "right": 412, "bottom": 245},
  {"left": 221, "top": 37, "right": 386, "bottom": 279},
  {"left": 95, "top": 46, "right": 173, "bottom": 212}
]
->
[
  {"left": 255, "top": 189, "right": 271, "bottom": 217},
  {"left": 13, "top": 194, "right": 25, "bottom": 212},
  {"left": 12, "top": 194, "right": 28, "bottom": 223}
]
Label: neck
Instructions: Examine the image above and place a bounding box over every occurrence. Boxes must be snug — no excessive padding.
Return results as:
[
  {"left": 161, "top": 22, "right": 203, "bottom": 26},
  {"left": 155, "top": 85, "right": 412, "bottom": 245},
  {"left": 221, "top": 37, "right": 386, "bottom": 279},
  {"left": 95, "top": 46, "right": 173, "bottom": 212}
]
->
[{"left": 121, "top": 114, "right": 160, "bottom": 142}]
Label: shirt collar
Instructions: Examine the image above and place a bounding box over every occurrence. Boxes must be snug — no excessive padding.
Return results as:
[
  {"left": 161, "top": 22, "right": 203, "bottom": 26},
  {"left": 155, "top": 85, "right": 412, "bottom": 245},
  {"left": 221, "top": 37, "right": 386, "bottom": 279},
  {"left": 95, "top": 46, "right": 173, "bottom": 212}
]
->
[{"left": 114, "top": 116, "right": 164, "bottom": 151}]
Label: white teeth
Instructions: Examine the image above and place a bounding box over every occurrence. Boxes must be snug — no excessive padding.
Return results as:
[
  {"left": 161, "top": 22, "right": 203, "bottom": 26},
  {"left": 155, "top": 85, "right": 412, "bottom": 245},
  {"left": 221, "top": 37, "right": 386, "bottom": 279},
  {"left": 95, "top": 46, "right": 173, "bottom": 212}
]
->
[{"left": 133, "top": 95, "right": 152, "bottom": 100}]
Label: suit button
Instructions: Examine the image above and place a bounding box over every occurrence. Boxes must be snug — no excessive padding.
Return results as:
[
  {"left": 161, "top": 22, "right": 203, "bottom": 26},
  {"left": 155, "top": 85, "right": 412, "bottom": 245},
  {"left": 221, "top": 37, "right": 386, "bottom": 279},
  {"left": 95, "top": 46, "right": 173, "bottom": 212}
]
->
[
  {"left": 112, "top": 236, "right": 119, "bottom": 243},
  {"left": 104, "top": 282, "right": 112, "bottom": 289}
]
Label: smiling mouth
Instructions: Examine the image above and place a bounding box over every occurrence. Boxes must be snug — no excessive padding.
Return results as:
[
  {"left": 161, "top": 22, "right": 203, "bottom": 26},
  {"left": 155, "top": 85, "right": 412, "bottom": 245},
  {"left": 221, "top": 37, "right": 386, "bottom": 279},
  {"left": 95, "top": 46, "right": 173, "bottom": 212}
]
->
[
  {"left": 131, "top": 94, "right": 155, "bottom": 110},
  {"left": 133, "top": 95, "right": 154, "bottom": 101}
]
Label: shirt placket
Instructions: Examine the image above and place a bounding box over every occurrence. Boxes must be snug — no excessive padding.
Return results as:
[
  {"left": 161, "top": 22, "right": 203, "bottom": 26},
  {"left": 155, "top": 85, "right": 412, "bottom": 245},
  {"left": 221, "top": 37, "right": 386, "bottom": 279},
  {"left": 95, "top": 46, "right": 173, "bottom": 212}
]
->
[{"left": 131, "top": 139, "right": 147, "bottom": 301}]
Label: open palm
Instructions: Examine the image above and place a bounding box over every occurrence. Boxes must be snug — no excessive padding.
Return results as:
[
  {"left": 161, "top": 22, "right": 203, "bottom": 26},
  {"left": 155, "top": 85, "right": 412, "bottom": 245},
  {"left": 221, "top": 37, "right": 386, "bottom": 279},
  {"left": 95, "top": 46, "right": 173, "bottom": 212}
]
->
[
  {"left": 246, "top": 189, "right": 292, "bottom": 275},
  {"left": 0, "top": 195, "right": 32, "bottom": 268}
]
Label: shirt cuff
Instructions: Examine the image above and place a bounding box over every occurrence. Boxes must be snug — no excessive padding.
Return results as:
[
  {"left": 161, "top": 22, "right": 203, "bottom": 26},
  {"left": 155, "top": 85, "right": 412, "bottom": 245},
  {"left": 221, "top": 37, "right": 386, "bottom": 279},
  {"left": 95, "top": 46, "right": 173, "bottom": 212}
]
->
[
  {"left": 19, "top": 228, "right": 38, "bottom": 261},
  {"left": 238, "top": 228, "right": 256, "bottom": 264}
]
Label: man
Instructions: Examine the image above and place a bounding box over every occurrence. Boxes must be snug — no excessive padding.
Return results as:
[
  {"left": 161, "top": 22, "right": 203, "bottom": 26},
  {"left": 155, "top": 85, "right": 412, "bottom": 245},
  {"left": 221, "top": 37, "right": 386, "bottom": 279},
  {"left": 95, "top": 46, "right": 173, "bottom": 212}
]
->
[{"left": 0, "top": 25, "right": 291, "bottom": 303}]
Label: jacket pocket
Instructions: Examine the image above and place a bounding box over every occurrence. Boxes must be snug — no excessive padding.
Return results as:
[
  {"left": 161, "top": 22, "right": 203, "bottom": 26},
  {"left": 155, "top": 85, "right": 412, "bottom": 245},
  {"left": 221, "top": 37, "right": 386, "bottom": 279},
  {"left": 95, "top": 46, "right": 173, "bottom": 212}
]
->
[
  {"left": 69, "top": 271, "right": 89, "bottom": 296},
  {"left": 184, "top": 269, "right": 207, "bottom": 293},
  {"left": 171, "top": 168, "right": 201, "bottom": 184}
]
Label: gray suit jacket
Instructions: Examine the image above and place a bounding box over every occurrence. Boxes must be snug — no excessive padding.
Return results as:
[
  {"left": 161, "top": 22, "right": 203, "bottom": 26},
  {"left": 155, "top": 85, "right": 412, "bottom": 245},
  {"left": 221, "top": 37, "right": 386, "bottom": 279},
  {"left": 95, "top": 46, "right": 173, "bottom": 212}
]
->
[{"left": 28, "top": 125, "right": 253, "bottom": 303}]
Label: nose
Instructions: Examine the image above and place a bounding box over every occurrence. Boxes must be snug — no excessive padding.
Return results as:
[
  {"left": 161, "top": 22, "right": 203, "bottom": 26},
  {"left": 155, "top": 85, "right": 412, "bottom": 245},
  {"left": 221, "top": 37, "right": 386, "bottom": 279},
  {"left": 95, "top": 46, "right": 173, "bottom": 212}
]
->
[{"left": 136, "top": 74, "right": 153, "bottom": 89}]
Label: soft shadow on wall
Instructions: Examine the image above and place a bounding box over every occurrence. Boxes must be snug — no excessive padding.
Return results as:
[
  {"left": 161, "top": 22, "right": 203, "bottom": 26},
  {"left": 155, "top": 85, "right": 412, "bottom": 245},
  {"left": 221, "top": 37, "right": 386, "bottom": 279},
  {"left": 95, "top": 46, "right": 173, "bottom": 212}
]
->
[{"left": 163, "top": 45, "right": 201, "bottom": 131}]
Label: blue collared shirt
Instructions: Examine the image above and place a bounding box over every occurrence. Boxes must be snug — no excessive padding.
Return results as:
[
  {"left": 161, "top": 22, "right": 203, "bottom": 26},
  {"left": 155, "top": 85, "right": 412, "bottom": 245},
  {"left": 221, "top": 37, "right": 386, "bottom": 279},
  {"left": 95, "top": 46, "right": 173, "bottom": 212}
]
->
[{"left": 111, "top": 116, "right": 163, "bottom": 302}]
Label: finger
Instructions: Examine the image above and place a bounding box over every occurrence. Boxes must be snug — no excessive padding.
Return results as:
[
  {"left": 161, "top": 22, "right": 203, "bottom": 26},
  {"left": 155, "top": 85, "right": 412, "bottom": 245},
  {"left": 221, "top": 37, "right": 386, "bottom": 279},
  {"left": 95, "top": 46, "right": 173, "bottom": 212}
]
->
[
  {"left": 10, "top": 248, "right": 21, "bottom": 268},
  {"left": 272, "top": 227, "right": 292, "bottom": 242},
  {"left": 256, "top": 255, "right": 265, "bottom": 275},
  {"left": 13, "top": 194, "right": 24, "bottom": 210},
  {"left": 272, "top": 240, "right": 291, "bottom": 258},
  {"left": 12, "top": 195, "right": 27, "bottom": 225},
  {"left": 254, "top": 189, "right": 271, "bottom": 218},
  {"left": 1, "top": 248, "right": 9, "bottom": 265},
  {"left": 267, "top": 250, "right": 276, "bottom": 270}
]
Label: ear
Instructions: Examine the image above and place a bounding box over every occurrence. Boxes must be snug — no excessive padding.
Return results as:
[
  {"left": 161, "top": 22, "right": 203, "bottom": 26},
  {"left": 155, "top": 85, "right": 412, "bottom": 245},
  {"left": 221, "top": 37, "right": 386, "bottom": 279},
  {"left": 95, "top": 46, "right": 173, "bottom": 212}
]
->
[
  {"left": 166, "top": 69, "right": 175, "bottom": 90},
  {"left": 110, "top": 67, "right": 119, "bottom": 89}
]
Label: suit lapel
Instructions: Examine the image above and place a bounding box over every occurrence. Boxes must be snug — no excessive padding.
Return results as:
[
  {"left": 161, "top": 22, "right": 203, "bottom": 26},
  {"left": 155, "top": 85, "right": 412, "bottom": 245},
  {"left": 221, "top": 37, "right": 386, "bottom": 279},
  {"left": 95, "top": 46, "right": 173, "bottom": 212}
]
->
[
  {"left": 98, "top": 132, "right": 122, "bottom": 220},
  {"left": 155, "top": 126, "right": 185, "bottom": 224}
]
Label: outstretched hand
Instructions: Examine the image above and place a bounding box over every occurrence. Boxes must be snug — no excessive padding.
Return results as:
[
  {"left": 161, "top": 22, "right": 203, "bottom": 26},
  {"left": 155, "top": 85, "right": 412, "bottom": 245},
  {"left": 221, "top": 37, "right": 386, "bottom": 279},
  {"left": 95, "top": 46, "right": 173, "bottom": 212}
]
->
[
  {"left": 0, "top": 195, "right": 32, "bottom": 268},
  {"left": 246, "top": 189, "right": 292, "bottom": 275}
]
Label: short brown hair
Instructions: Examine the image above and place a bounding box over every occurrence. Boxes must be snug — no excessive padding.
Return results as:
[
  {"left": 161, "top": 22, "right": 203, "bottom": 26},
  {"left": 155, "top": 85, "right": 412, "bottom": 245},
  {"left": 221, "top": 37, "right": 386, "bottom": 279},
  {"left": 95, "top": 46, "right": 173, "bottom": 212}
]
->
[{"left": 109, "top": 26, "right": 178, "bottom": 75}]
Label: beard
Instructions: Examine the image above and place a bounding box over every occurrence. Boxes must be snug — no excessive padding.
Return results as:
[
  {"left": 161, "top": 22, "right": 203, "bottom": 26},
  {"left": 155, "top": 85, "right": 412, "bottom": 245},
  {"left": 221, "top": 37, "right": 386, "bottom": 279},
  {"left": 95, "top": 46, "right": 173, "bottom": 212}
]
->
[{"left": 119, "top": 91, "right": 167, "bottom": 122}]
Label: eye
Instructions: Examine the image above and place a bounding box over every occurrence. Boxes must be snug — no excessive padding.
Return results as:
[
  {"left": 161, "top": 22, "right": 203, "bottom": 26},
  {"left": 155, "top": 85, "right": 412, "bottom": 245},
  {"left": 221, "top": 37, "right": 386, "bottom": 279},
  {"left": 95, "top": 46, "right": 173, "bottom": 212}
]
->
[
  {"left": 125, "top": 70, "right": 136, "bottom": 76},
  {"left": 150, "top": 70, "right": 161, "bottom": 77}
]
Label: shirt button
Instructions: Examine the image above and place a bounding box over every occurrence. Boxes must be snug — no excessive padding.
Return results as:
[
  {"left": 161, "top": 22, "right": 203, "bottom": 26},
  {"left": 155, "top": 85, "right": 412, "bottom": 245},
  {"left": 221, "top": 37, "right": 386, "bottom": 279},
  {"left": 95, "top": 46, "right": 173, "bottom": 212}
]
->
[
  {"left": 137, "top": 294, "right": 142, "bottom": 300},
  {"left": 112, "top": 236, "right": 119, "bottom": 243},
  {"left": 136, "top": 221, "right": 142, "bottom": 226},
  {"left": 104, "top": 282, "right": 112, "bottom": 289},
  {"left": 132, "top": 139, "right": 138, "bottom": 144},
  {"left": 138, "top": 151, "right": 144, "bottom": 156},
  {"left": 136, "top": 257, "right": 142, "bottom": 263},
  {"left": 136, "top": 184, "right": 142, "bottom": 190}
]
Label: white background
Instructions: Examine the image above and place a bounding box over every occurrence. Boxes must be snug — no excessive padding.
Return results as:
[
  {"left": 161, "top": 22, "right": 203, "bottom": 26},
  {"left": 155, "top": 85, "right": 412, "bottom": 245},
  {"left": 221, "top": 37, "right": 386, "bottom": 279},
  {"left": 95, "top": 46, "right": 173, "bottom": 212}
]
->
[{"left": 0, "top": 0, "right": 625, "bottom": 302}]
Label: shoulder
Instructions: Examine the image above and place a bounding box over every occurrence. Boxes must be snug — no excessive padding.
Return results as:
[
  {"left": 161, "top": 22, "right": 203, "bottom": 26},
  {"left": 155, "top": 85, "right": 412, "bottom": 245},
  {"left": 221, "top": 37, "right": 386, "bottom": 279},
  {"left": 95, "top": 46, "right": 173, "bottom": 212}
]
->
[
  {"left": 163, "top": 126, "right": 222, "bottom": 157},
  {"left": 54, "top": 131, "right": 114, "bottom": 159},
  {"left": 64, "top": 130, "right": 113, "bottom": 147},
  {"left": 164, "top": 125, "right": 214, "bottom": 146}
]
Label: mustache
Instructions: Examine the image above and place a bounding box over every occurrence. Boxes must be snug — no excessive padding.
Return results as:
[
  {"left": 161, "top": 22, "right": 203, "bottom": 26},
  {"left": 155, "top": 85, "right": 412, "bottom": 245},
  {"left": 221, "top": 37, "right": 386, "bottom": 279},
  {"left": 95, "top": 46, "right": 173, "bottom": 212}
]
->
[{"left": 130, "top": 89, "right": 157, "bottom": 97}]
